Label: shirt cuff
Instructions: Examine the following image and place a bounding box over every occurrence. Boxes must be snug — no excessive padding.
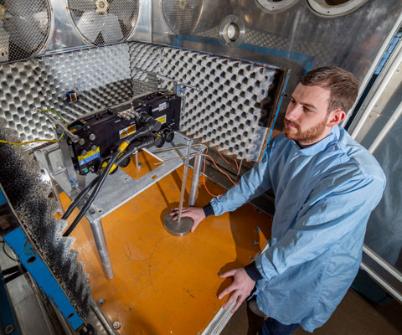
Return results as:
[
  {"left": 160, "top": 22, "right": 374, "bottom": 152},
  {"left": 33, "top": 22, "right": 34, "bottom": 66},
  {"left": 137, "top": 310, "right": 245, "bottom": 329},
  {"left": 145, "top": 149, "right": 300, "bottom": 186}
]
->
[
  {"left": 203, "top": 203, "right": 215, "bottom": 217},
  {"left": 244, "top": 262, "right": 263, "bottom": 281}
]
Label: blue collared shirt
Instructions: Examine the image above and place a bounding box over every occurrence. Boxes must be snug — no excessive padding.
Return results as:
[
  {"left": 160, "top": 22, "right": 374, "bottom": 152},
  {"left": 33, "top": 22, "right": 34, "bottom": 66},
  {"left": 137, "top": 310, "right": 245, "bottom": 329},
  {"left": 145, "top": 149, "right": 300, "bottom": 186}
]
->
[{"left": 210, "top": 126, "right": 386, "bottom": 332}]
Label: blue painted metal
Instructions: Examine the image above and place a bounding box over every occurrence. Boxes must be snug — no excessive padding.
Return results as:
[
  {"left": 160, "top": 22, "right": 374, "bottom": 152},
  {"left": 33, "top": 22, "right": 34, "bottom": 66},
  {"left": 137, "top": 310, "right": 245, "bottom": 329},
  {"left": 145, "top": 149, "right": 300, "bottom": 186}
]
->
[
  {"left": 0, "top": 190, "right": 6, "bottom": 206},
  {"left": 374, "top": 32, "right": 402, "bottom": 75},
  {"left": 0, "top": 268, "right": 22, "bottom": 335},
  {"left": 173, "top": 34, "right": 315, "bottom": 72},
  {"left": 266, "top": 71, "right": 291, "bottom": 157},
  {"left": 4, "top": 228, "right": 85, "bottom": 331}
]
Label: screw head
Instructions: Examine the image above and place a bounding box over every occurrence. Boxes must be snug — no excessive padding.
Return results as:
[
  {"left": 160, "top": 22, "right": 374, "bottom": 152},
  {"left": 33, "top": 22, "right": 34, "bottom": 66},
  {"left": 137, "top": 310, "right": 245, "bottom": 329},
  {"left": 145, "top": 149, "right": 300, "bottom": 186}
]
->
[{"left": 112, "top": 321, "right": 121, "bottom": 330}]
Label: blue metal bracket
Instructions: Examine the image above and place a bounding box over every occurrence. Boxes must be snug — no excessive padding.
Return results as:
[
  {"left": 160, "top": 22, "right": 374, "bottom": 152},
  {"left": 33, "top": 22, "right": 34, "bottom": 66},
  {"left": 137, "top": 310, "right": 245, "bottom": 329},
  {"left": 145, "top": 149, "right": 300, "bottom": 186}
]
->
[{"left": 4, "top": 227, "right": 85, "bottom": 332}]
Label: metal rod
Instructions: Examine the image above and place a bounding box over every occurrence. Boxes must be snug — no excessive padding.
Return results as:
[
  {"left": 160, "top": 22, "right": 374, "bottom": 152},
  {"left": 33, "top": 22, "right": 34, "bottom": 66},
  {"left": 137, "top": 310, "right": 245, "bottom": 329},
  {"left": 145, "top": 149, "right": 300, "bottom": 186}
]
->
[
  {"left": 344, "top": 13, "right": 402, "bottom": 127},
  {"left": 88, "top": 219, "right": 113, "bottom": 279},
  {"left": 189, "top": 146, "right": 206, "bottom": 206},
  {"left": 134, "top": 151, "right": 141, "bottom": 169},
  {"left": 368, "top": 100, "right": 402, "bottom": 153},
  {"left": 90, "top": 302, "right": 119, "bottom": 335},
  {"left": 59, "top": 139, "right": 80, "bottom": 191},
  {"left": 177, "top": 138, "right": 193, "bottom": 223},
  {"left": 363, "top": 245, "right": 402, "bottom": 281},
  {"left": 360, "top": 262, "right": 402, "bottom": 303},
  {"left": 237, "top": 158, "right": 244, "bottom": 177},
  {"left": 351, "top": 45, "right": 402, "bottom": 138}
]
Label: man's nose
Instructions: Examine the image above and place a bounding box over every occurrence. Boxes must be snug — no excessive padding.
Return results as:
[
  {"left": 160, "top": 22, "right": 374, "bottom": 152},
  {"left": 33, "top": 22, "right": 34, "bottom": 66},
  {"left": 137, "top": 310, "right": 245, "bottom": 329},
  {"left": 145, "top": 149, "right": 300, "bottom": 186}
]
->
[{"left": 286, "top": 103, "right": 302, "bottom": 121}]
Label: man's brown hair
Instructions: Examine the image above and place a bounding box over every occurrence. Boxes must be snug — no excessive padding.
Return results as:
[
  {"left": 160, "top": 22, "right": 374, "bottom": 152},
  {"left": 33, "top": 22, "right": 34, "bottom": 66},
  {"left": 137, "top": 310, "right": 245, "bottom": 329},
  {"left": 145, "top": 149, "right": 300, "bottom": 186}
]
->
[{"left": 301, "top": 66, "right": 359, "bottom": 113}]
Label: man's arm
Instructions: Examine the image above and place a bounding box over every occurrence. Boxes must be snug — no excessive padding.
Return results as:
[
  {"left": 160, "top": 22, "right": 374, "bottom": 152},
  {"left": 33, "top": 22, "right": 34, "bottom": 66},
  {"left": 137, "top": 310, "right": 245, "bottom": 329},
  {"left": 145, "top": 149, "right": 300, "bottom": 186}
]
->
[
  {"left": 255, "top": 174, "right": 385, "bottom": 280},
  {"left": 210, "top": 148, "right": 272, "bottom": 216},
  {"left": 218, "top": 173, "right": 385, "bottom": 313},
  {"left": 170, "top": 146, "right": 273, "bottom": 230}
]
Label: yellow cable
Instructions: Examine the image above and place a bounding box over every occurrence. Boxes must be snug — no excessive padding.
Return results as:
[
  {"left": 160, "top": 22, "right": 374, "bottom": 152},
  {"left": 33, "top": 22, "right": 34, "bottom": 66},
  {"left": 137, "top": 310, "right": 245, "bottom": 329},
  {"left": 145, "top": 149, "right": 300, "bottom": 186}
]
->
[{"left": 0, "top": 138, "right": 60, "bottom": 146}]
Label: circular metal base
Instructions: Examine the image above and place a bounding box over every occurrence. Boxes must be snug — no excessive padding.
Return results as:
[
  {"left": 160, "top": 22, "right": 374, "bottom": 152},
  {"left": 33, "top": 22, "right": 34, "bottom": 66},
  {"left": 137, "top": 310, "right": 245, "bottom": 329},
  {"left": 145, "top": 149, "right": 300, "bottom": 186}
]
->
[{"left": 163, "top": 213, "right": 194, "bottom": 236}]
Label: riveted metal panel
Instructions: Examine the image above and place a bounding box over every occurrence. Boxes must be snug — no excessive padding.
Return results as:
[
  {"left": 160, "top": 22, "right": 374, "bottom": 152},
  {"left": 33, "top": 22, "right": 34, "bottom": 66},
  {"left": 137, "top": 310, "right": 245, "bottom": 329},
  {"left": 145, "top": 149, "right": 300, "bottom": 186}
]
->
[{"left": 153, "top": 0, "right": 401, "bottom": 87}]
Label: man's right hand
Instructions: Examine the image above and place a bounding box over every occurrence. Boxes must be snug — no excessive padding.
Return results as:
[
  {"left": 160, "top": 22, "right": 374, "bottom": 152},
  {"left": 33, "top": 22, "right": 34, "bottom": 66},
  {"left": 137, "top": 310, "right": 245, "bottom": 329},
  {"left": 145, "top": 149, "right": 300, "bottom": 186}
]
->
[{"left": 169, "top": 207, "right": 206, "bottom": 232}]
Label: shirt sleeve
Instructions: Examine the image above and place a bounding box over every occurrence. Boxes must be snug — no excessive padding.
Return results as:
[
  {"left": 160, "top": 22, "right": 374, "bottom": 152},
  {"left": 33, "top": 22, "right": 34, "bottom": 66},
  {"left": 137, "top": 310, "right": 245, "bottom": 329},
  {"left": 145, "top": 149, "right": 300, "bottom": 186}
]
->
[
  {"left": 210, "top": 147, "right": 272, "bottom": 216},
  {"left": 255, "top": 173, "right": 386, "bottom": 280}
]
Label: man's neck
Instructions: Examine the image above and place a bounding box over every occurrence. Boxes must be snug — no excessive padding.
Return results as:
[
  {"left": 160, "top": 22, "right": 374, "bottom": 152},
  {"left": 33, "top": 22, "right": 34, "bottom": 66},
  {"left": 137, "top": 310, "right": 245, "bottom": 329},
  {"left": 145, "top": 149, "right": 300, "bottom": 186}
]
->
[{"left": 297, "top": 127, "right": 334, "bottom": 148}]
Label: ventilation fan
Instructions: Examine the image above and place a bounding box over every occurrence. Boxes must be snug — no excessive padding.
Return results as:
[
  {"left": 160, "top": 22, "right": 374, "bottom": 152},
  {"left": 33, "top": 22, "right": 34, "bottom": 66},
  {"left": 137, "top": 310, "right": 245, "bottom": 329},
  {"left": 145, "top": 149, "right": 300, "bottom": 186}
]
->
[
  {"left": 0, "top": 0, "right": 51, "bottom": 62},
  {"left": 67, "top": 0, "right": 139, "bottom": 46},
  {"left": 162, "top": 0, "right": 230, "bottom": 35}
]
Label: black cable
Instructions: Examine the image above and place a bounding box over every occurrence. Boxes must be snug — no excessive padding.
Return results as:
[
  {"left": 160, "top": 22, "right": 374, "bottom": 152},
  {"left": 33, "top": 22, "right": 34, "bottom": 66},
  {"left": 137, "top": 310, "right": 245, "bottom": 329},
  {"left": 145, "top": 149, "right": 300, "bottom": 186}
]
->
[
  {"left": 63, "top": 150, "right": 120, "bottom": 237},
  {"left": 62, "top": 175, "right": 100, "bottom": 220},
  {"left": 62, "top": 122, "right": 159, "bottom": 220},
  {"left": 63, "top": 136, "right": 156, "bottom": 237}
]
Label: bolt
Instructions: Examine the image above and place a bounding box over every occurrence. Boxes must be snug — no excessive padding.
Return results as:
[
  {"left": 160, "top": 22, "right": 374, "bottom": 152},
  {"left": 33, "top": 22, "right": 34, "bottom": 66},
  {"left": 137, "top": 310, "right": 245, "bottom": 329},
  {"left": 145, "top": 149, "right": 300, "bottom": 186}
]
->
[{"left": 112, "top": 321, "right": 121, "bottom": 330}]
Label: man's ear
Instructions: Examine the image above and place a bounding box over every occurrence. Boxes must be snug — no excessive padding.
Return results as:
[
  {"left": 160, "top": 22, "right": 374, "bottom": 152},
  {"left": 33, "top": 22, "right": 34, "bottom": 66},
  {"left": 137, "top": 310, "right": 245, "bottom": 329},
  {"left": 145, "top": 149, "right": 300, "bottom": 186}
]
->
[{"left": 327, "top": 108, "right": 346, "bottom": 126}]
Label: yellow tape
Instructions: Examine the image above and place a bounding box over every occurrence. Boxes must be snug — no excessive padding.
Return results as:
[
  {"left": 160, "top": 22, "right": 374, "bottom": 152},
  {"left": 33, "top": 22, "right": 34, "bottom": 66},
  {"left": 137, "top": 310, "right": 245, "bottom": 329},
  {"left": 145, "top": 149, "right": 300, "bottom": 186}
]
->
[{"left": 118, "top": 141, "right": 130, "bottom": 153}]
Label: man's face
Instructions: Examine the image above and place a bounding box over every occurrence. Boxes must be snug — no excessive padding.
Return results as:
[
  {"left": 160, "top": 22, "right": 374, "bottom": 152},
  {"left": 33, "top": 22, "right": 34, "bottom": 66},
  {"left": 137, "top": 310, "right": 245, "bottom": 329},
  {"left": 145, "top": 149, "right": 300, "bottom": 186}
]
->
[{"left": 284, "top": 84, "right": 338, "bottom": 145}]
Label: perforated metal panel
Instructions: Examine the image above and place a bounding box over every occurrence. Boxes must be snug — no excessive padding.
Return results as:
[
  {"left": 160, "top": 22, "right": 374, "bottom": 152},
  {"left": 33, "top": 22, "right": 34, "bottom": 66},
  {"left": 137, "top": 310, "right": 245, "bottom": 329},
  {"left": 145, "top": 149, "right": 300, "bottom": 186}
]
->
[
  {"left": 128, "top": 42, "right": 281, "bottom": 161},
  {"left": 0, "top": 44, "right": 133, "bottom": 140},
  {"left": 67, "top": 0, "right": 139, "bottom": 45},
  {"left": 129, "top": 43, "right": 160, "bottom": 95},
  {"left": 0, "top": 0, "right": 51, "bottom": 62},
  {"left": 162, "top": 0, "right": 203, "bottom": 34}
]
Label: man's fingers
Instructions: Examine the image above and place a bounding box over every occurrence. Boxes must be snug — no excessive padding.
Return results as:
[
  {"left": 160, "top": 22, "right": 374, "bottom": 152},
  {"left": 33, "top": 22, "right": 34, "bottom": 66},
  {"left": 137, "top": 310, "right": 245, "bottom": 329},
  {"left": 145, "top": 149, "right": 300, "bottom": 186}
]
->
[
  {"left": 218, "top": 283, "right": 237, "bottom": 300},
  {"left": 223, "top": 293, "right": 238, "bottom": 312},
  {"left": 232, "top": 294, "right": 245, "bottom": 314},
  {"left": 169, "top": 208, "right": 193, "bottom": 221},
  {"left": 190, "top": 222, "right": 198, "bottom": 232},
  {"left": 219, "top": 269, "right": 236, "bottom": 278}
]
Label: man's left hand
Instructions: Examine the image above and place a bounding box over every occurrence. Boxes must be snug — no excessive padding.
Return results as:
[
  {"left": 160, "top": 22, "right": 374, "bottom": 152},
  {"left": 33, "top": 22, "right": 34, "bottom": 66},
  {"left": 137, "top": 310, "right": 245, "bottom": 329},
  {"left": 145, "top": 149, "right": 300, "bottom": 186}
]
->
[{"left": 218, "top": 268, "right": 256, "bottom": 313}]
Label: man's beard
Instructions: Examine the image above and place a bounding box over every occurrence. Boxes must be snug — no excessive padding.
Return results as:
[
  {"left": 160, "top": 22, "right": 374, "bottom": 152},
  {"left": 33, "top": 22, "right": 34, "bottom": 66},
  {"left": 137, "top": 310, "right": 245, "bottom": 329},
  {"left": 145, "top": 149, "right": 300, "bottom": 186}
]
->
[{"left": 284, "top": 117, "right": 328, "bottom": 144}]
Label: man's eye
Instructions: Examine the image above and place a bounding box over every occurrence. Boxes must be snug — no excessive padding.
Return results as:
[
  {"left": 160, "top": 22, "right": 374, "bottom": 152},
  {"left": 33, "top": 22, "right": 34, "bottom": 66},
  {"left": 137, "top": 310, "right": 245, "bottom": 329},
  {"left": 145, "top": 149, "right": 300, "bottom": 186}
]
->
[{"left": 303, "top": 107, "right": 311, "bottom": 113}]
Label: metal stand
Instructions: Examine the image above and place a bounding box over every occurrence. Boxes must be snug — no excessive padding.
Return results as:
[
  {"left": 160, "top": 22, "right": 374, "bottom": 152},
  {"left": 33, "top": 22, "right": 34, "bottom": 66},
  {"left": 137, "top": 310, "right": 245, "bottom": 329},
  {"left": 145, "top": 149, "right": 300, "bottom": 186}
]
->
[
  {"left": 163, "top": 138, "right": 194, "bottom": 236},
  {"left": 34, "top": 133, "right": 200, "bottom": 279},
  {"left": 189, "top": 145, "right": 206, "bottom": 206},
  {"left": 88, "top": 218, "right": 113, "bottom": 279},
  {"left": 90, "top": 302, "right": 119, "bottom": 335}
]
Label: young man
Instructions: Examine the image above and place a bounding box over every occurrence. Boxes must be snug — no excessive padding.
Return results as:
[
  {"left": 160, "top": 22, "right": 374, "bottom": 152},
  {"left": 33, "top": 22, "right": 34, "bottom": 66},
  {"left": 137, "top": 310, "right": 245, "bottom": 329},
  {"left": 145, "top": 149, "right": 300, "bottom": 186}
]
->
[{"left": 170, "top": 66, "right": 386, "bottom": 334}]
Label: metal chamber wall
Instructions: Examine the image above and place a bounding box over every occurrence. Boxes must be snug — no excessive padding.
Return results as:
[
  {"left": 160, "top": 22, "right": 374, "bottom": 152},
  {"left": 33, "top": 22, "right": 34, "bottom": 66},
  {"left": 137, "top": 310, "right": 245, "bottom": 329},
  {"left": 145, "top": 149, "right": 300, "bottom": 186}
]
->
[{"left": 0, "top": 0, "right": 400, "bottom": 161}]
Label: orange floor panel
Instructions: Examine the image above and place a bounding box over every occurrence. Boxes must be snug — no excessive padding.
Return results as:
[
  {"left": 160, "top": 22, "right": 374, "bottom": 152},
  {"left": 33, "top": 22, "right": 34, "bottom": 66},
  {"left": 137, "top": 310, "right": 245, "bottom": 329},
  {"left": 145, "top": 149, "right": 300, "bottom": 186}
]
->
[{"left": 61, "top": 152, "right": 272, "bottom": 335}]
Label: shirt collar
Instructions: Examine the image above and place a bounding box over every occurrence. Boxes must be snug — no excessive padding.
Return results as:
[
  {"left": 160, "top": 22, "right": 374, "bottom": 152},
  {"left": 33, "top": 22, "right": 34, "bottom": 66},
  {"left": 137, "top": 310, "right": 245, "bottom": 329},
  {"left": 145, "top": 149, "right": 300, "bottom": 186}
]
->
[{"left": 292, "top": 126, "right": 340, "bottom": 156}]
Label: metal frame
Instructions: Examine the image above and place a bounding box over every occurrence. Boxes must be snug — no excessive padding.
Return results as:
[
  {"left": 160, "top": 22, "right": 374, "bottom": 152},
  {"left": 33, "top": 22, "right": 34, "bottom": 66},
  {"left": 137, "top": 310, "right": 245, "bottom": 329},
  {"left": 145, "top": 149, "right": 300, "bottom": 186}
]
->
[
  {"left": 35, "top": 132, "right": 203, "bottom": 279},
  {"left": 345, "top": 14, "right": 402, "bottom": 127},
  {"left": 350, "top": 35, "right": 402, "bottom": 138},
  {"left": 306, "top": 0, "right": 369, "bottom": 17},
  {"left": 348, "top": 27, "right": 402, "bottom": 304},
  {"left": 0, "top": 266, "right": 22, "bottom": 335},
  {"left": 4, "top": 227, "right": 85, "bottom": 332}
]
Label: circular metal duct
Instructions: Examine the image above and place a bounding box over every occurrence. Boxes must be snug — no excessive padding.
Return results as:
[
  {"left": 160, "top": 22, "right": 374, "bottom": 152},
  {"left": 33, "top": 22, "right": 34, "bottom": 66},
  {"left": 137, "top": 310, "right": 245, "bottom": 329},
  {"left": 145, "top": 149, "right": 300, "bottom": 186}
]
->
[
  {"left": 0, "top": 0, "right": 51, "bottom": 62},
  {"left": 67, "top": 0, "right": 139, "bottom": 46},
  {"left": 256, "top": 0, "right": 300, "bottom": 13},
  {"left": 306, "top": 0, "right": 369, "bottom": 17},
  {"left": 162, "top": 0, "right": 231, "bottom": 35}
]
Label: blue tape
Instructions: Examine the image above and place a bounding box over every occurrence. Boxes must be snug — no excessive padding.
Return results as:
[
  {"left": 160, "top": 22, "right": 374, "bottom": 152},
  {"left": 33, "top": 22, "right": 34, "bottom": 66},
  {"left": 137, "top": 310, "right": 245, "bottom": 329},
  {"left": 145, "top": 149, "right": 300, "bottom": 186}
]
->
[
  {"left": 0, "top": 190, "right": 6, "bottom": 206},
  {"left": 4, "top": 228, "right": 84, "bottom": 331},
  {"left": 266, "top": 72, "right": 291, "bottom": 157}
]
